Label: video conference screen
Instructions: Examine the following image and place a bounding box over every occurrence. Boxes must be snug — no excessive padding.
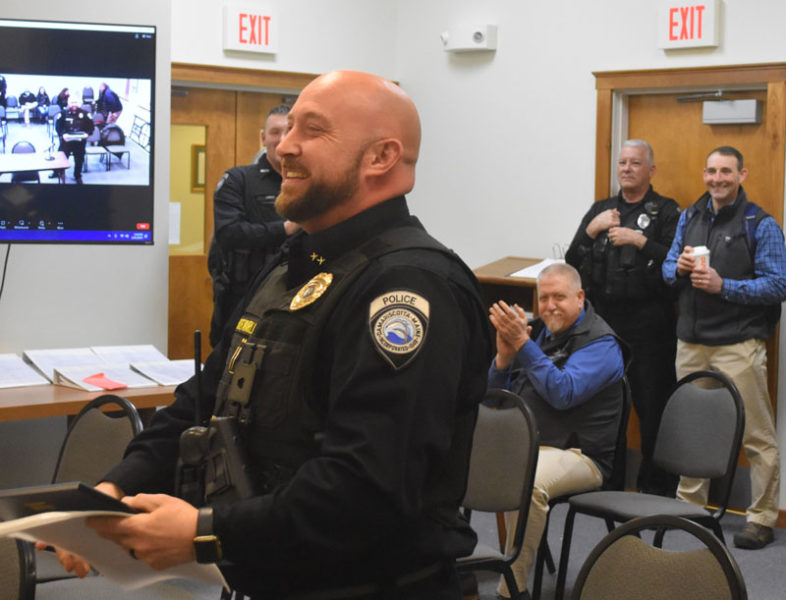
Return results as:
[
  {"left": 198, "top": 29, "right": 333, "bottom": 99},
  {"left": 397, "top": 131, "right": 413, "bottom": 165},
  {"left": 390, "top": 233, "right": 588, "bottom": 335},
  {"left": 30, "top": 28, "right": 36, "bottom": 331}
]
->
[{"left": 0, "top": 19, "right": 156, "bottom": 244}]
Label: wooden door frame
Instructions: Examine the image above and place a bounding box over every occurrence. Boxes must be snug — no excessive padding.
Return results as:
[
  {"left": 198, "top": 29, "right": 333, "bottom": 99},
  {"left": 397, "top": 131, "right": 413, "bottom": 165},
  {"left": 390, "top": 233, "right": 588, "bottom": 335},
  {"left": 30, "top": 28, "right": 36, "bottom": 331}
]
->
[
  {"left": 170, "top": 62, "right": 319, "bottom": 249},
  {"left": 594, "top": 62, "right": 786, "bottom": 220}
]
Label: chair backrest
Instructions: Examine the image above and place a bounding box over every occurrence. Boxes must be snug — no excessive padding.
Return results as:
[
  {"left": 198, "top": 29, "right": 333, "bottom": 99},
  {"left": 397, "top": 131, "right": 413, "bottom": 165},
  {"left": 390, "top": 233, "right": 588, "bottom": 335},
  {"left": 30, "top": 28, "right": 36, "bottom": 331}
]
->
[
  {"left": 602, "top": 375, "right": 631, "bottom": 491},
  {"left": 82, "top": 86, "right": 94, "bottom": 101},
  {"left": 6, "top": 95, "right": 18, "bottom": 108},
  {"left": 47, "top": 104, "right": 60, "bottom": 118},
  {"left": 572, "top": 515, "right": 747, "bottom": 600},
  {"left": 463, "top": 389, "right": 539, "bottom": 556},
  {"left": 100, "top": 124, "right": 125, "bottom": 146},
  {"left": 11, "top": 141, "right": 36, "bottom": 154},
  {"left": 52, "top": 394, "right": 143, "bottom": 485},
  {"left": 0, "top": 537, "right": 34, "bottom": 600},
  {"left": 653, "top": 370, "right": 744, "bottom": 516},
  {"left": 0, "top": 105, "right": 5, "bottom": 119}
]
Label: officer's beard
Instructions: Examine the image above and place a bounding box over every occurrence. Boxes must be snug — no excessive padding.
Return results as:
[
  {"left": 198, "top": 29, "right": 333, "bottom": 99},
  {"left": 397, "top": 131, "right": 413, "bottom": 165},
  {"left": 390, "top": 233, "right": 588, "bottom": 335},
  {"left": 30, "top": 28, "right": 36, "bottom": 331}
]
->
[{"left": 276, "top": 155, "right": 362, "bottom": 224}]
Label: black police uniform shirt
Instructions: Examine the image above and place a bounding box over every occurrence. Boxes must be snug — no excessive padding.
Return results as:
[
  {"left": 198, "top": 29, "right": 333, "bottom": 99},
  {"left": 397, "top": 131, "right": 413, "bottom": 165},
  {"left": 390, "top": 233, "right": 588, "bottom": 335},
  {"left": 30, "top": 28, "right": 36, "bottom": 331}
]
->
[{"left": 103, "top": 196, "right": 492, "bottom": 596}]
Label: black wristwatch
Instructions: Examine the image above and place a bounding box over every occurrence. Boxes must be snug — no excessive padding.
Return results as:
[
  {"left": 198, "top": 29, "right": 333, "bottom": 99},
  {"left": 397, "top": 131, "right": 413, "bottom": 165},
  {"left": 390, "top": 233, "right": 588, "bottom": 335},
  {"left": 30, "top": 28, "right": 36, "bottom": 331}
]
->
[{"left": 193, "top": 506, "right": 223, "bottom": 564}]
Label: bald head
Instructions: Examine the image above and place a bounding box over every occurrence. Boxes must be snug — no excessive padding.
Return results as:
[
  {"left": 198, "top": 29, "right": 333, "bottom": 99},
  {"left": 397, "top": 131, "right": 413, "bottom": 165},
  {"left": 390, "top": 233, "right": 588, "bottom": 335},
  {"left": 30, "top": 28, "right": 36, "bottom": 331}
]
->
[{"left": 275, "top": 70, "right": 422, "bottom": 232}]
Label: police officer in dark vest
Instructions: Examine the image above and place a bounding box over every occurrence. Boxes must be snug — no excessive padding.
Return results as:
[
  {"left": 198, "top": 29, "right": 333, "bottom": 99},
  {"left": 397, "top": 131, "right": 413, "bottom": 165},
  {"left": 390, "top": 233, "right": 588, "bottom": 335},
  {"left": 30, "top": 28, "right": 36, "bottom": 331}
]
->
[
  {"left": 566, "top": 139, "right": 681, "bottom": 496},
  {"left": 51, "top": 71, "right": 492, "bottom": 600},
  {"left": 208, "top": 104, "right": 300, "bottom": 347},
  {"left": 54, "top": 99, "right": 95, "bottom": 184}
]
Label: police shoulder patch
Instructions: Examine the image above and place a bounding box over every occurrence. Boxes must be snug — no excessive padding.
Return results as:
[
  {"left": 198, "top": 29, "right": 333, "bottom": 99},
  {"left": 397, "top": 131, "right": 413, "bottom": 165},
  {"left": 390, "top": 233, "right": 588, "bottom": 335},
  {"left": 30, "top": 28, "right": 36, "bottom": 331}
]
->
[{"left": 369, "top": 290, "right": 430, "bottom": 371}]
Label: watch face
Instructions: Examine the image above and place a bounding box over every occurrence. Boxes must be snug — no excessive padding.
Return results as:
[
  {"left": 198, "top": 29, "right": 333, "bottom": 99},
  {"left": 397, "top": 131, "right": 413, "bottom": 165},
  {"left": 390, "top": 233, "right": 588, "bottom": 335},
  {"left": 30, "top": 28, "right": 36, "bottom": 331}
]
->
[{"left": 194, "top": 535, "right": 222, "bottom": 563}]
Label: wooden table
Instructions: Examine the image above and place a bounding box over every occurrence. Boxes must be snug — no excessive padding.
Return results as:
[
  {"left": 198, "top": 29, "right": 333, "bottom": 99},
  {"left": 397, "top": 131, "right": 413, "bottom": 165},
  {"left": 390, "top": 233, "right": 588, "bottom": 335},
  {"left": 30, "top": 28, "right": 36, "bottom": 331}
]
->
[
  {"left": 473, "top": 256, "right": 543, "bottom": 316},
  {"left": 0, "top": 384, "right": 176, "bottom": 422},
  {"left": 0, "top": 151, "right": 70, "bottom": 182}
]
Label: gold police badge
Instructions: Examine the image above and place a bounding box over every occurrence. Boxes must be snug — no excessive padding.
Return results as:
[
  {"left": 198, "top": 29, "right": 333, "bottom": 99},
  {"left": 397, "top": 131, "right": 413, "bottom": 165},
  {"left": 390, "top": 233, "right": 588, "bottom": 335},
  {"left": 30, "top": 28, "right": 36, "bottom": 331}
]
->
[
  {"left": 369, "top": 290, "right": 430, "bottom": 370},
  {"left": 290, "top": 272, "right": 333, "bottom": 311}
]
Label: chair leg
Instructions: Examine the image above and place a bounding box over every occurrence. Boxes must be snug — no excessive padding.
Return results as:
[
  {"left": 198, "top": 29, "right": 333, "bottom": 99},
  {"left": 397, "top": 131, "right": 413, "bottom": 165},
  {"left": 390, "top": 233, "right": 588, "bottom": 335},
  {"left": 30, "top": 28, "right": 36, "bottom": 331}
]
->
[
  {"left": 653, "top": 527, "right": 666, "bottom": 548},
  {"left": 554, "top": 507, "right": 577, "bottom": 600},
  {"left": 707, "top": 519, "right": 726, "bottom": 545},
  {"left": 532, "top": 510, "right": 555, "bottom": 600},
  {"left": 496, "top": 511, "right": 507, "bottom": 552},
  {"left": 604, "top": 518, "right": 616, "bottom": 533}
]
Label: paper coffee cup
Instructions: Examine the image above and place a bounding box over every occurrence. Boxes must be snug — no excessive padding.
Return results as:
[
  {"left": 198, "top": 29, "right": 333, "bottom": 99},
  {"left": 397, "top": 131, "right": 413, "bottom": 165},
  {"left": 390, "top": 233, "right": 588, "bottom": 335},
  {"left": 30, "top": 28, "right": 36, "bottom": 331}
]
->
[{"left": 692, "top": 245, "right": 710, "bottom": 269}]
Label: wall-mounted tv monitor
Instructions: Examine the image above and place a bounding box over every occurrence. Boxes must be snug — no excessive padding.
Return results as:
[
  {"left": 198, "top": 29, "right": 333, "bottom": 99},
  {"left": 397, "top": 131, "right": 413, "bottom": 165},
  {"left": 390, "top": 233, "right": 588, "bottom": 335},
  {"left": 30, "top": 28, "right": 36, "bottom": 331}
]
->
[{"left": 0, "top": 19, "right": 155, "bottom": 244}]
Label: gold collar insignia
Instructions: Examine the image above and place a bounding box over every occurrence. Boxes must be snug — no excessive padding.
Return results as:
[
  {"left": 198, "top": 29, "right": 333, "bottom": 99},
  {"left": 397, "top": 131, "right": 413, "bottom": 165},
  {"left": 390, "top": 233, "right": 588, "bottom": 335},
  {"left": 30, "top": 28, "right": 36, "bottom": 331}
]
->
[{"left": 290, "top": 272, "right": 333, "bottom": 311}]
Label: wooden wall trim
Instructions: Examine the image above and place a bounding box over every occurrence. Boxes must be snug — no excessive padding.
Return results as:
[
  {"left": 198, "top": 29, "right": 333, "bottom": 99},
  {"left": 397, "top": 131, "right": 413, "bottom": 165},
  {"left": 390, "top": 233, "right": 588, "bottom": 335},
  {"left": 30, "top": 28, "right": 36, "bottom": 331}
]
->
[
  {"left": 172, "top": 62, "right": 319, "bottom": 92},
  {"left": 595, "top": 62, "right": 786, "bottom": 91},
  {"left": 595, "top": 89, "right": 613, "bottom": 200}
]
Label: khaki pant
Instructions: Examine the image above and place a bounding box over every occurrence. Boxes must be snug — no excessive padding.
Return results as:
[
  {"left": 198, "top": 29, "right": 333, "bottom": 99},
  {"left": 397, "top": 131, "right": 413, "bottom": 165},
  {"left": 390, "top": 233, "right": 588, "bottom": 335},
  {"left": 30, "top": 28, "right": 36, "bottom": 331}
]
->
[
  {"left": 676, "top": 339, "right": 780, "bottom": 527},
  {"left": 498, "top": 447, "right": 602, "bottom": 597}
]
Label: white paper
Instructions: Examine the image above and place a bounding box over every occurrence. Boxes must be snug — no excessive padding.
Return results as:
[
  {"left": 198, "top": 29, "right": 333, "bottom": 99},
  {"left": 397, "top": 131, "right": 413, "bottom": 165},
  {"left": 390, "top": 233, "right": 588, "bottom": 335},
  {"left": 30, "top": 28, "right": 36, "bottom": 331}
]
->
[
  {"left": 508, "top": 257, "right": 565, "bottom": 279},
  {"left": 90, "top": 345, "right": 168, "bottom": 365},
  {"left": 54, "top": 364, "right": 160, "bottom": 392},
  {"left": 130, "top": 360, "right": 196, "bottom": 386},
  {"left": 0, "top": 354, "right": 51, "bottom": 389},
  {"left": 0, "top": 511, "right": 226, "bottom": 590},
  {"left": 23, "top": 348, "right": 108, "bottom": 382}
]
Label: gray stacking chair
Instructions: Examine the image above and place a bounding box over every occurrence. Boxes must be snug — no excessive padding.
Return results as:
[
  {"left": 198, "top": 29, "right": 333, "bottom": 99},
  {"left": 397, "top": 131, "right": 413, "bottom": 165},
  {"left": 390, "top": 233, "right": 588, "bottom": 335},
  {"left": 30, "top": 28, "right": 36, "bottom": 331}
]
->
[
  {"left": 456, "top": 388, "right": 539, "bottom": 600},
  {"left": 555, "top": 370, "right": 745, "bottom": 600},
  {"left": 25, "top": 394, "right": 143, "bottom": 591},
  {"left": 531, "top": 375, "right": 631, "bottom": 600},
  {"left": 571, "top": 515, "right": 747, "bottom": 600},
  {"left": 0, "top": 536, "right": 35, "bottom": 600}
]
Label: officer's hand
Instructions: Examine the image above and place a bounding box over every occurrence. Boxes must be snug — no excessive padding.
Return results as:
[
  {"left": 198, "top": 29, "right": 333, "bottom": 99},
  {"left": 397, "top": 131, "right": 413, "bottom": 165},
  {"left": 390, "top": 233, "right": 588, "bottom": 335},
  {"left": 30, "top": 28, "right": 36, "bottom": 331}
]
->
[
  {"left": 36, "top": 481, "right": 125, "bottom": 577},
  {"left": 676, "top": 246, "right": 696, "bottom": 276},
  {"left": 608, "top": 226, "right": 646, "bottom": 249},
  {"left": 690, "top": 265, "right": 723, "bottom": 294},
  {"left": 489, "top": 301, "right": 531, "bottom": 368},
  {"left": 87, "top": 494, "right": 198, "bottom": 570},
  {"left": 586, "top": 209, "right": 620, "bottom": 239}
]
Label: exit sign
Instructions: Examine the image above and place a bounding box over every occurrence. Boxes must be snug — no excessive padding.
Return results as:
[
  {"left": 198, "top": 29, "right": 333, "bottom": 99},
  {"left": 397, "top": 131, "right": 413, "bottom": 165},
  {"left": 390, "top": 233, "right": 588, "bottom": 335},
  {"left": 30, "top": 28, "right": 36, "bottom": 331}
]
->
[
  {"left": 223, "top": 4, "right": 278, "bottom": 54},
  {"left": 658, "top": 0, "right": 719, "bottom": 49}
]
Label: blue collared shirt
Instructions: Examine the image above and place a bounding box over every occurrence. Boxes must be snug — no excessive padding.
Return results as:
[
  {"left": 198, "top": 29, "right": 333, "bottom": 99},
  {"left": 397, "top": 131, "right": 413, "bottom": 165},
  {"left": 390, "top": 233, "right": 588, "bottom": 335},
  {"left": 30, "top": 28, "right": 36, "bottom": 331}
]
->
[
  {"left": 662, "top": 197, "right": 786, "bottom": 304},
  {"left": 488, "top": 310, "right": 624, "bottom": 411}
]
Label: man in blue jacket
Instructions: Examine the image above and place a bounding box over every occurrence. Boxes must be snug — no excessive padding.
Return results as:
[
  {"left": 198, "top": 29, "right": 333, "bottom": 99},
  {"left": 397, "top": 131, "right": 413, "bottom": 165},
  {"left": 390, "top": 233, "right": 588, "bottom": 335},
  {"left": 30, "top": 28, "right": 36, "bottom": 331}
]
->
[{"left": 488, "top": 263, "right": 627, "bottom": 598}]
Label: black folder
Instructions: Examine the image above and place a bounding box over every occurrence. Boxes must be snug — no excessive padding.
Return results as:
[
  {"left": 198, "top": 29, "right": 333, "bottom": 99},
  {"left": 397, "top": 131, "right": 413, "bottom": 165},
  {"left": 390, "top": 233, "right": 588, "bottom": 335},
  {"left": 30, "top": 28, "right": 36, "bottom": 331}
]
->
[{"left": 0, "top": 482, "right": 136, "bottom": 521}]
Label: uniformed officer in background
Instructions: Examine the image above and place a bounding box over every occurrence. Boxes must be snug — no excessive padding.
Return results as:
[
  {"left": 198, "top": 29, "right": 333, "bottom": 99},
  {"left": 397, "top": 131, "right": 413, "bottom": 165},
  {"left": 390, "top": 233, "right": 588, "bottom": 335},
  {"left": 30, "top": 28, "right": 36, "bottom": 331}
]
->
[
  {"left": 565, "top": 139, "right": 681, "bottom": 496},
  {"left": 50, "top": 70, "right": 492, "bottom": 600},
  {"left": 208, "top": 104, "right": 300, "bottom": 347},
  {"left": 54, "top": 99, "right": 95, "bottom": 184}
]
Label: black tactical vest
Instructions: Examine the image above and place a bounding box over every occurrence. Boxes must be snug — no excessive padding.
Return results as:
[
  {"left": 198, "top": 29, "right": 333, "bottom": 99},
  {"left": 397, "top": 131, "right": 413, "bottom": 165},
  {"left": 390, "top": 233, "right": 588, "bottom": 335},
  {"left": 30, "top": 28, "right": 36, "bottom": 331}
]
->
[
  {"left": 509, "top": 302, "right": 626, "bottom": 481},
  {"left": 679, "top": 190, "right": 774, "bottom": 345},
  {"left": 213, "top": 223, "right": 479, "bottom": 488},
  {"left": 586, "top": 190, "right": 674, "bottom": 302}
]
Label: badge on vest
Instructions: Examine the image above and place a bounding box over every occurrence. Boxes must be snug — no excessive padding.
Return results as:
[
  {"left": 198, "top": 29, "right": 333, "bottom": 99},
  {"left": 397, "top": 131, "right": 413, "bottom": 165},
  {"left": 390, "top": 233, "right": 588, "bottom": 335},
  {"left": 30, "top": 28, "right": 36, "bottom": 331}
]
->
[
  {"left": 636, "top": 213, "right": 651, "bottom": 229},
  {"left": 369, "top": 290, "right": 429, "bottom": 370},
  {"left": 290, "top": 273, "right": 333, "bottom": 311}
]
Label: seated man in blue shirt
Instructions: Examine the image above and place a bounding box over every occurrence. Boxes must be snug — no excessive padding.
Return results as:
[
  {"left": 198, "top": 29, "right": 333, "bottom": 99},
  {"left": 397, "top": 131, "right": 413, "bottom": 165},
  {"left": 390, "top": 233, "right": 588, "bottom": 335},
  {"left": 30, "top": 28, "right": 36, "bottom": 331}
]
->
[{"left": 487, "top": 263, "right": 627, "bottom": 599}]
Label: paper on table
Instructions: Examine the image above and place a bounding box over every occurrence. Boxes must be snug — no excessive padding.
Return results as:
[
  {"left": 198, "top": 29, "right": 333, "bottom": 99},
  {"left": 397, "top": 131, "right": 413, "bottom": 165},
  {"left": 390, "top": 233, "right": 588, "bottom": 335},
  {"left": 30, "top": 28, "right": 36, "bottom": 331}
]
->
[
  {"left": 0, "top": 354, "right": 51, "bottom": 389},
  {"left": 54, "top": 364, "right": 159, "bottom": 392},
  {"left": 90, "top": 345, "right": 168, "bottom": 365},
  {"left": 0, "top": 511, "right": 226, "bottom": 590},
  {"left": 23, "top": 348, "right": 107, "bottom": 382},
  {"left": 130, "top": 359, "right": 196, "bottom": 386},
  {"left": 508, "top": 257, "right": 565, "bottom": 279}
]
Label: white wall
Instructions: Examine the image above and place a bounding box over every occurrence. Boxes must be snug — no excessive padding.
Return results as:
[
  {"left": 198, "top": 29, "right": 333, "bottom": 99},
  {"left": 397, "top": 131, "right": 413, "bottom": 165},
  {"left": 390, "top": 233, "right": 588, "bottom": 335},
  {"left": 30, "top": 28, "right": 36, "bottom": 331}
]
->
[
  {"left": 171, "top": 0, "right": 397, "bottom": 80},
  {"left": 0, "top": 1, "right": 171, "bottom": 356},
  {"left": 394, "top": 0, "right": 786, "bottom": 509}
]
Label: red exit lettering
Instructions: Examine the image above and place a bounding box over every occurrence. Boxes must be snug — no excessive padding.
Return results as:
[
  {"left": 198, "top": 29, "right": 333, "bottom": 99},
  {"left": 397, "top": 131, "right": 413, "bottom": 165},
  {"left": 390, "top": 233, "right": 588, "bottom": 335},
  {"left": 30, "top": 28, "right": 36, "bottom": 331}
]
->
[
  {"left": 669, "top": 5, "right": 705, "bottom": 41},
  {"left": 238, "top": 13, "right": 271, "bottom": 46}
]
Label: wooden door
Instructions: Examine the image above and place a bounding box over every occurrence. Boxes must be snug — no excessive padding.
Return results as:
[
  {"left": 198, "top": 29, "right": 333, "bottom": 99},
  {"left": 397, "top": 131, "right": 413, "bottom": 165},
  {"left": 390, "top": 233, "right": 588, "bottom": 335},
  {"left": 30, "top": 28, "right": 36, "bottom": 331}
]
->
[
  {"left": 627, "top": 89, "right": 772, "bottom": 214},
  {"left": 168, "top": 87, "right": 299, "bottom": 360}
]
